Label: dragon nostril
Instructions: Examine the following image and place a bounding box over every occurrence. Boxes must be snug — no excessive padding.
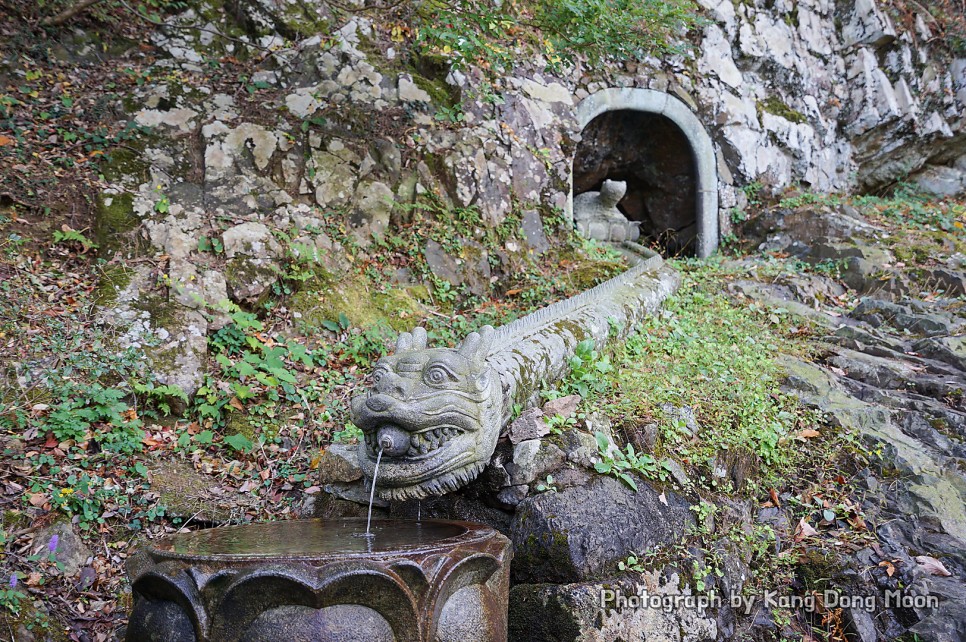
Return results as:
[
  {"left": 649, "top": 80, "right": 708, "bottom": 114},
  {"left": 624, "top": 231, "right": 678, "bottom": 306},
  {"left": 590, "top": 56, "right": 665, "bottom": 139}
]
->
[{"left": 366, "top": 396, "right": 392, "bottom": 412}]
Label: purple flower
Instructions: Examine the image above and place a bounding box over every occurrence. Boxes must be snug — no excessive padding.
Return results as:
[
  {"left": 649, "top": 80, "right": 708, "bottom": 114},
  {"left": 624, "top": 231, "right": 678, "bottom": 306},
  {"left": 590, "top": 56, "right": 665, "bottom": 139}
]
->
[
  {"left": 8, "top": 574, "right": 16, "bottom": 588},
  {"left": 48, "top": 534, "right": 59, "bottom": 556}
]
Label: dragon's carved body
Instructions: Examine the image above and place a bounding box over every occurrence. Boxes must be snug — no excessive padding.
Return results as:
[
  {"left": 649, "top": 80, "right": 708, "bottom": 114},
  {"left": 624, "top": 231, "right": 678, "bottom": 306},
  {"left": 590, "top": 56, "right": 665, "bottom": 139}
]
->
[{"left": 351, "top": 245, "right": 679, "bottom": 500}]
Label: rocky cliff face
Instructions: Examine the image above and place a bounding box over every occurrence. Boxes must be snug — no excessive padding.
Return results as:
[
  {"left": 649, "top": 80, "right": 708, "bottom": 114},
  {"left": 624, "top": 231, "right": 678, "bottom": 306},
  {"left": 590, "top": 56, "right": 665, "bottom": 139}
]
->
[
  {"left": 94, "top": 0, "right": 964, "bottom": 391},
  {"left": 695, "top": 0, "right": 965, "bottom": 197}
]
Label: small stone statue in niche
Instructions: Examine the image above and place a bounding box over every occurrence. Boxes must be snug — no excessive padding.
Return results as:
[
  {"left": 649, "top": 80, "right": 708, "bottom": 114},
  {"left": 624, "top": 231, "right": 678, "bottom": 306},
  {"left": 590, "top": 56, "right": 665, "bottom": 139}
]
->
[{"left": 573, "top": 179, "right": 641, "bottom": 243}]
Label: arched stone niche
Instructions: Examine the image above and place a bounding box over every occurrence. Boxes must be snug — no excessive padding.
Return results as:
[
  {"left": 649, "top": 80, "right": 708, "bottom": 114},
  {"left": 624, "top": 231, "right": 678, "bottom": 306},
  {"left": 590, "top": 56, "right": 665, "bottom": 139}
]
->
[{"left": 570, "top": 88, "right": 718, "bottom": 258}]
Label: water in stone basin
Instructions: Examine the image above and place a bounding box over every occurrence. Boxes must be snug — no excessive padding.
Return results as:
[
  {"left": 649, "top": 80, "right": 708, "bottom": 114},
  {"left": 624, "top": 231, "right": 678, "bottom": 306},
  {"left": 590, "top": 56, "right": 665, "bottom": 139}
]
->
[{"left": 152, "top": 518, "right": 466, "bottom": 559}]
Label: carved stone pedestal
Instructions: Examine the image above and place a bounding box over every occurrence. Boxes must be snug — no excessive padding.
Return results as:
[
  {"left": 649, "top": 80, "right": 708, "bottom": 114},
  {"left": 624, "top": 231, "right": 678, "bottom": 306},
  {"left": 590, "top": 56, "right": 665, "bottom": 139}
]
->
[{"left": 125, "top": 519, "right": 511, "bottom": 642}]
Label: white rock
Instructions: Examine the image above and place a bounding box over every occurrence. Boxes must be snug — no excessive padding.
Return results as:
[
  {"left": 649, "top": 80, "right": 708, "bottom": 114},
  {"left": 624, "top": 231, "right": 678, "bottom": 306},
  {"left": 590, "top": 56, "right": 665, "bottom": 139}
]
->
[
  {"left": 521, "top": 78, "right": 573, "bottom": 104},
  {"left": 135, "top": 108, "right": 198, "bottom": 133},
  {"left": 222, "top": 222, "right": 280, "bottom": 258},
  {"left": 286, "top": 88, "right": 322, "bottom": 118},
  {"left": 914, "top": 165, "right": 965, "bottom": 196},
  {"left": 700, "top": 25, "right": 743, "bottom": 89},
  {"left": 398, "top": 74, "right": 432, "bottom": 103}
]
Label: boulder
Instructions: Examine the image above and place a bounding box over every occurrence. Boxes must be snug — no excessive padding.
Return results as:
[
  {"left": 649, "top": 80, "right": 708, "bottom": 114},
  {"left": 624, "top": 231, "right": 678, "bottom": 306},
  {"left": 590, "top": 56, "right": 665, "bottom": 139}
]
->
[
  {"left": 508, "top": 408, "right": 548, "bottom": 444},
  {"left": 317, "top": 443, "right": 364, "bottom": 484},
  {"left": 520, "top": 210, "right": 550, "bottom": 255},
  {"left": 34, "top": 521, "right": 91, "bottom": 577},
  {"left": 508, "top": 573, "right": 717, "bottom": 642},
  {"left": 351, "top": 180, "right": 394, "bottom": 242},
  {"left": 510, "top": 474, "right": 695, "bottom": 583},
  {"left": 221, "top": 222, "right": 280, "bottom": 259},
  {"left": 850, "top": 298, "right": 957, "bottom": 336}
]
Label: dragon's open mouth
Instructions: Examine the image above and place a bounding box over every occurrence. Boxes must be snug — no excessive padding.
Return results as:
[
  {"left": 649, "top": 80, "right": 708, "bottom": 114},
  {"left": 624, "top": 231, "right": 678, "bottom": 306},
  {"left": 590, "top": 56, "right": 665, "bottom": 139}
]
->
[{"left": 364, "top": 424, "right": 469, "bottom": 459}]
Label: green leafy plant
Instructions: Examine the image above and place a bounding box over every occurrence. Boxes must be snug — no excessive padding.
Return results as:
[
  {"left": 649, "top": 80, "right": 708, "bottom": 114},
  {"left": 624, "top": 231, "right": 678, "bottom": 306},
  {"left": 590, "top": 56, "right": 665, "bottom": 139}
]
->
[
  {"left": 545, "top": 412, "right": 579, "bottom": 435},
  {"left": 414, "top": 0, "right": 702, "bottom": 76},
  {"left": 593, "top": 431, "right": 672, "bottom": 489},
  {"left": 154, "top": 190, "right": 170, "bottom": 214},
  {"left": 333, "top": 422, "right": 363, "bottom": 443},
  {"left": 559, "top": 339, "right": 613, "bottom": 398},
  {"left": 224, "top": 433, "right": 255, "bottom": 453},
  {"left": 52, "top": 229, "right": 97, "bottom": 251},
  {"left": 197, "top": 235, "right": 224, "bottom": 253},
  {"left": 535, "top": 474, "right": 557, "bottom": 493},
  {"left": 434, "top": 104, "right": 465, "bottom": 123},
  {"left": 132, "top": 381, "right": 189, "bottom": 416},
  {"left": 618, "top": 553, "right": 647, "bottom": 573},
  {"left": 322, "top": 312, "right": 352, "bottom": 333},
  {"left": 853, "top": 181, "right": 963, "bottom": 231}
]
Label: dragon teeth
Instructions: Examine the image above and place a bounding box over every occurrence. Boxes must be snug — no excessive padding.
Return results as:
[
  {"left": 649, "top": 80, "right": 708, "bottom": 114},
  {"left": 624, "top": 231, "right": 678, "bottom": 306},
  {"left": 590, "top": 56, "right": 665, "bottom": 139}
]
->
[{"left": 401, "top": 428, "right": 464, "bottom": 457}]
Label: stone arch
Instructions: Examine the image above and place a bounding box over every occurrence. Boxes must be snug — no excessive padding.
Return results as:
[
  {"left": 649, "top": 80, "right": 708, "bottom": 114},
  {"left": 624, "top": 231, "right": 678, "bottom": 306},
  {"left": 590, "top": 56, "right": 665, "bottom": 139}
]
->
[{"left": 570, "top": 88, "right": 718, "bottom": 258}]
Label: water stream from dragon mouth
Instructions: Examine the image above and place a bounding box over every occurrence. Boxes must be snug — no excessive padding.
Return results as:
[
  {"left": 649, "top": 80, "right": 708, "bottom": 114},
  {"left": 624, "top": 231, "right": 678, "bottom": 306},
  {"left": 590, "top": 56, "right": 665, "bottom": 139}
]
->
[{"left": 365, "top": 448, "right": 384, "bottom": 538}]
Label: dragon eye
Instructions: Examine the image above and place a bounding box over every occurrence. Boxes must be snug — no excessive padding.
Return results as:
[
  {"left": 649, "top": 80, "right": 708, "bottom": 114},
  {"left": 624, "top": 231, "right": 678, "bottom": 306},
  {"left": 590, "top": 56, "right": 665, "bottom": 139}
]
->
[
  {"left": 424, "top": 365, "right": 451, "bottom": 386},
  {"left": 372, "top": 369, "right": 387, "bottom": 385}
]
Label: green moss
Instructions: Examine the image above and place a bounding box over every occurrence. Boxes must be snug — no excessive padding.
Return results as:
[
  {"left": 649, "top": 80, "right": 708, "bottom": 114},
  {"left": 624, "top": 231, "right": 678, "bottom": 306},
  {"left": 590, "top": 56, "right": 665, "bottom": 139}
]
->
[
  {"left": 411, "top": 73, "right": 459, "bottom": 108},
  {"left": 226, "top": 412, "right": 255, "bottom": 438},
  {"left": 757, "top": 96, "right": 807, "bottom": 124},
  {"left": 564, "top": 259, "right": 625, "bottom": 290},
  {"left": 136, "top": 291, "right": 177, "bottom": 330},
  {"left": 94, "top": 192, "right": 139, "bottom": 258},
  {"left": 149, "top": 460, "right": 233, "bottom": 522},
  {"left": 891, "top": 243, "right": 931, "bottom": 265},
  {"left": 290, "top": 274, "right": 426, "bottom": 332},
  {"left": 100, "top": 147, "right": 149, "bottom": 182},
  {"left": 795, "top": 549, "right": 848, "bottom": 592},
  {"left": 94, "top": 266, "right": 134, "bottom": 307},
  {"left": 2, "top": 509, "right": 27, "bottom": 531}
]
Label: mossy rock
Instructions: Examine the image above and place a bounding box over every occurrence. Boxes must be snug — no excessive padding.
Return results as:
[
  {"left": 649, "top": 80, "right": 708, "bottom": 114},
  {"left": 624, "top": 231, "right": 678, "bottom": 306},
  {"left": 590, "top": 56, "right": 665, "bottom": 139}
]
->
[
  {"left": 795, "top": 548, "right": 850, "bottom": 592},
  {"left": 224, "top": 411, "right": 279, "bottom": 441},
  {"left": 94, "top": 192, "right": 141, "bottom": 259},
  {"left": 411, "top": 73, "right": 459, "bottom": 108},
  {"left": 1, "top": 602, "right": 69, "bottom": 642},
  {"left": 224, "top": 257, "right": 279, "bottom": 308},
  {"left": 134, "top": 290, "right": 178, "bottom": 330},
  {"left": 148, "top": 459, "right": 249, "bottom": 522},
  {"left": 290, "top": 275, "right": 426, "bottom": 332},
  {"left": 93, "top": 266, "right": 135, "bottom": 307},
  {"left": 757, "top": 96, "right": 807, "bottom": 124},
  {"left": 99, "top": 146, "right": 149, "bottom": 183},
  {"left": 563, "top": 259, "right": 625, "bottom": 291}
]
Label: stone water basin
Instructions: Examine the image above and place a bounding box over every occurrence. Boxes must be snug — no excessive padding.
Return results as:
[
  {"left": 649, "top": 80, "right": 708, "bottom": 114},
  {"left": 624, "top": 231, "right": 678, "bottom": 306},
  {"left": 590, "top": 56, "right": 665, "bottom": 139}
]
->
[{"left": 125, "top": 518, "right": 511, "bottom": 642}]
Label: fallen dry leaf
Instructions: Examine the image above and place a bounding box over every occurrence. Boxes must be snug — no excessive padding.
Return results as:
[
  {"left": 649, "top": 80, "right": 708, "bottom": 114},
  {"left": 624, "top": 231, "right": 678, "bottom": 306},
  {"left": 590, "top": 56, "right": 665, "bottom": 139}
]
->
[
  {"left": 915, "top": 555, "right": 952, "bottom": 576},
  {"left": 0, "top": 135, "right": 15, "bottom": 146},
  {"left": 879, "top": 560, "right": 896, "bottom": 577},
  {"left": 794, "top": 518, "right": 819, "bottom": 542},
  {"left": 797, "top": 429, "right": 821, "bottom": 439},
  {"left": 769, "top": 488, "right": 781, "bottom": 507}
]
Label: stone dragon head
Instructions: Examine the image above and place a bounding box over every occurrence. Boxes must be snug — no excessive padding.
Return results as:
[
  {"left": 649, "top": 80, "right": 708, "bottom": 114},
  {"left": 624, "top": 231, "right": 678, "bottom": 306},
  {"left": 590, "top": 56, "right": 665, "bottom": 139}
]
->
[{"left": 350, "top": 326, "right": 503, "bottom": 501}]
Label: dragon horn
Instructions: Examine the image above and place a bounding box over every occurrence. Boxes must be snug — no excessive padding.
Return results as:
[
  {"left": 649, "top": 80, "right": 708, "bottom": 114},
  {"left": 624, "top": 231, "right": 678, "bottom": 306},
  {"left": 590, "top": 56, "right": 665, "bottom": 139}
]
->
[
  {"left": 396, "top": 332, "right": 413, "bottom": 353},
  {"left": 412, "top": 327, "right": 428, "bottom": 350},
  {"left": 459, "top": 331, "right": 481, "bottom": 357},
  {"left": 459, "top": 325, "right": 495, "bottom": 364},
  {"left": 478, "top": 325, "right": 495, "bottom": 358}
]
